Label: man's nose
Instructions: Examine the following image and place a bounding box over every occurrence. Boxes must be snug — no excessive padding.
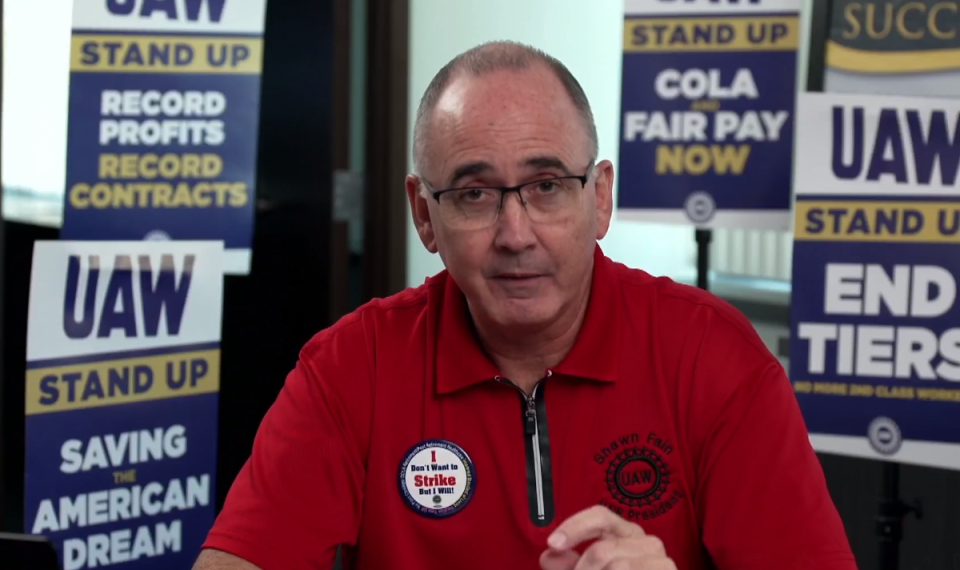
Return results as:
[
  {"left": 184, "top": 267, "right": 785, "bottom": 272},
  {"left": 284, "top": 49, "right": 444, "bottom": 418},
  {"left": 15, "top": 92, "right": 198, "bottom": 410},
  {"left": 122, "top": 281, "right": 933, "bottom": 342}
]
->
[{"left": 493, "top": 191, "right": 537, "bottom": 252}]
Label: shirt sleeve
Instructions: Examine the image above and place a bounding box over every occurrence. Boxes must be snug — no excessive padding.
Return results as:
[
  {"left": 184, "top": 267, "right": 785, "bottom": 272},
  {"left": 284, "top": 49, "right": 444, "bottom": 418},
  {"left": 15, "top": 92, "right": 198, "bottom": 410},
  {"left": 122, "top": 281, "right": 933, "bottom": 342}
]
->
[
  {"left": 201, "top": 321, "right": 372, "bottom": 570},
  {"left": 693, "top": 329, "right": 857, "bottom": 570}
]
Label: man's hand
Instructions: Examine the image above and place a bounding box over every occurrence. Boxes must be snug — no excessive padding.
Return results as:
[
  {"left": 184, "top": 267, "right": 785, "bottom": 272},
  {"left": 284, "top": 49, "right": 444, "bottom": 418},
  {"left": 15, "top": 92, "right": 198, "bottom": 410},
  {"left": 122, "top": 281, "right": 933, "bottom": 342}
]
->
[
  {"left": 540, "top": 506, "right": 677, "bottom": 570},
  {"left": 192, "top": 549, "right": 263, "bottom": 570}
]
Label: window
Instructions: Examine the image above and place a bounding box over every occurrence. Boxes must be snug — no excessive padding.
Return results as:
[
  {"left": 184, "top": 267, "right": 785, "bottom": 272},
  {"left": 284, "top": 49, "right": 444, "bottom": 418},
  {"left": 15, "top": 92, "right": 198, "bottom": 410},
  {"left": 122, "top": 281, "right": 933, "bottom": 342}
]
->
[{"left": 2, "top": 0, "right": 73, "bottom": 227}]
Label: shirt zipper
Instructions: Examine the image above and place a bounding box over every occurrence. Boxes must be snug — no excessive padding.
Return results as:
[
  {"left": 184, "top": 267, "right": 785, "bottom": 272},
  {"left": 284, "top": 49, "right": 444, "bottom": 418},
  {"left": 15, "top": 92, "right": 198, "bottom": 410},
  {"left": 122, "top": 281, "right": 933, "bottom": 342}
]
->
[{"left": 497, "top": 371, "right": 555, "bottom": 526}]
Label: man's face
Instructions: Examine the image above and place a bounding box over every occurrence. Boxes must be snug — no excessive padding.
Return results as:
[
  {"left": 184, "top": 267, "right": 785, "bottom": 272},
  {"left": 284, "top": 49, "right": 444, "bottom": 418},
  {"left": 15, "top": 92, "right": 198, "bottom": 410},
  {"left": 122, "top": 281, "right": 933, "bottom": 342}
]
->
[{"left": 406, "top": 65, "right": 614, "bottom": 331}]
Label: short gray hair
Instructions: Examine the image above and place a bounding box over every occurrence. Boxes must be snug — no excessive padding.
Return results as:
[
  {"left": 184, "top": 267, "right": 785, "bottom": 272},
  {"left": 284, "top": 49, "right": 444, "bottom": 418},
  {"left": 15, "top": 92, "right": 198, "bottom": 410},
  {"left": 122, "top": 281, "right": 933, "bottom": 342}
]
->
[{"left": 412, "top": 40, "right": 599, "bottom": 176}]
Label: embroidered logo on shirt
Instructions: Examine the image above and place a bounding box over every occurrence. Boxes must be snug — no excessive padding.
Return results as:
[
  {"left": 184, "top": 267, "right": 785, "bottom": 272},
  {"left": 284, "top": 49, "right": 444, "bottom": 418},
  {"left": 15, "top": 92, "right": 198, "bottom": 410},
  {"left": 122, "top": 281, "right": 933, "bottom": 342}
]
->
[
  {"left": 398, "top": 439, "right": 476, "bottom": 518},
  {"left": 594, "top": 432, "right": 685, "bottom": 523}
]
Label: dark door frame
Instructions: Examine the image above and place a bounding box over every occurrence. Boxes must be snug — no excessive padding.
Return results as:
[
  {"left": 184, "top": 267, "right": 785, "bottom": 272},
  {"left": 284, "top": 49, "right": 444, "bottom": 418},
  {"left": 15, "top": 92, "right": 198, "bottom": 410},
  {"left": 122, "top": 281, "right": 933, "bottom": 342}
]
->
[
  {"left": 0, "top": 0, "right": 6, "bottom": 523},
  {"left": 328, "top": 0, "right": 409, "bottom": 320},
  {"left": 362, "top": 0, "right": 409, "bottom": 301},
  {"left": 328, "top": 0, "right": 352, "bottom": 321}
]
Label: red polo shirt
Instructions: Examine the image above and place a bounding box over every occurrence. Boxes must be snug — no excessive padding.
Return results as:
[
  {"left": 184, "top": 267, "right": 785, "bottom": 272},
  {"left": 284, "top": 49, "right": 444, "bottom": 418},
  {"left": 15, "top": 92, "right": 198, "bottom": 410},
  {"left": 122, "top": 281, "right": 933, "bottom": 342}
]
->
[{"left": 202, "top": 246, "right": 856, "bottom": 570}]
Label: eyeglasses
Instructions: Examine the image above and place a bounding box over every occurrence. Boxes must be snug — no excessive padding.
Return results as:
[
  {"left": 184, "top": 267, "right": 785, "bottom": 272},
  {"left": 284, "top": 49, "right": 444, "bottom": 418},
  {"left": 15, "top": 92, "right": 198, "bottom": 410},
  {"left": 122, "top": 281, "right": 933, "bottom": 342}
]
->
[{"left": 423, "top": 165, "right": 594, "bottom": 231}]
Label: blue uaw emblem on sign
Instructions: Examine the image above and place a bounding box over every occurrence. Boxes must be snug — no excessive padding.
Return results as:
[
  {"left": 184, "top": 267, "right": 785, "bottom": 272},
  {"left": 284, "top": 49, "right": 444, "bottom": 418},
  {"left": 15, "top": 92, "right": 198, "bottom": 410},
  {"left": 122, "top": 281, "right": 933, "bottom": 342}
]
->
[
  {"left": 398, "top": 439, "right": 475, "bottom": 518},
  {"left": 868, "top": 417, "right": 903, "bottom": 456},
  {"left": 684, "top": 191, "right": 716, "bottom": 225}
]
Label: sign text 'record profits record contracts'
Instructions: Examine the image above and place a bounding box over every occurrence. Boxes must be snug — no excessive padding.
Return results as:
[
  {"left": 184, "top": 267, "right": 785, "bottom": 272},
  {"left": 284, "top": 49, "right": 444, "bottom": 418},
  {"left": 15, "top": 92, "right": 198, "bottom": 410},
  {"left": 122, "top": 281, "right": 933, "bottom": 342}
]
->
[
  {"left": 24, "top": 241, "right": 224, "bottom": 570},
  {"left": 60, "top": 0, "right": 268, "bottom": 275},
  {"left": 790, "top": 92, "right": 960, "bottom": 471},
  {"left": 617, "top": 0, "right": 800, "bottom": 229}
]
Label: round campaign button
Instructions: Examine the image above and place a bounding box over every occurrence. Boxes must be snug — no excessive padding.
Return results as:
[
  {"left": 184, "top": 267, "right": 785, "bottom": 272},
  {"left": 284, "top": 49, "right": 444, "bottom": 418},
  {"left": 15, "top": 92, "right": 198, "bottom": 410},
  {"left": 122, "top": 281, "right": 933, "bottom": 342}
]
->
[{"left": 398, "top": 439, "right": 475, "bottom": 518}]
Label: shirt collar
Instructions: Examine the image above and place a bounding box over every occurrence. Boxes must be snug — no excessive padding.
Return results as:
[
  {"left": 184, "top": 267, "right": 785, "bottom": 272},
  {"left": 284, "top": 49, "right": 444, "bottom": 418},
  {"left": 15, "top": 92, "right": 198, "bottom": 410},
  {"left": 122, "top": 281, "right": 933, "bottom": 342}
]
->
[{"left": 435, "top": 244, "right": 622, "bottom": 395}]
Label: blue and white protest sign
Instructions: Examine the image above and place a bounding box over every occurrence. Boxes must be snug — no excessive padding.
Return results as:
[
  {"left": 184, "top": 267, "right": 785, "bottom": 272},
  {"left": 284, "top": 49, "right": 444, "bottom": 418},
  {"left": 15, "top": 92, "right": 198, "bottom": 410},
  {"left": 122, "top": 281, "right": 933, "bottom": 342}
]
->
[
  {"left": 59, "top": 0, "right": 268, "bottom": 275},
  {"left": 617, "top": 0, "right": 800, "bottom": 229},
  {"left": 789, "top": 92, "right": 960, "bottom": 471},
  {"left": 24, "top": 240, "right": 224, "bottom": 569}
]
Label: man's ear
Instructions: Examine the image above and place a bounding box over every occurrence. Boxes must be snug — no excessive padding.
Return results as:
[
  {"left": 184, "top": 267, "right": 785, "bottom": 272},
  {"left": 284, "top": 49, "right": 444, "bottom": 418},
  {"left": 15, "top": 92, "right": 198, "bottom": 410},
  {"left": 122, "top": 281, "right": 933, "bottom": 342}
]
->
[
  {"left": 592, "top": 160, "right": 614, "bottom": 240},
  {"left": 406, "top": 174, "right": 438, "bottom": 253}
]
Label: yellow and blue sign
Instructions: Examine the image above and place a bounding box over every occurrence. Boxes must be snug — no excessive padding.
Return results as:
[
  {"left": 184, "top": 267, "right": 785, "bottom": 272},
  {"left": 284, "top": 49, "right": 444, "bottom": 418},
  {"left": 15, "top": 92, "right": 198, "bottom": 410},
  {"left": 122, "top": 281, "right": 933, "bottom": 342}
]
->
[
  {"left": 59, "top": 0, "right": 268, "bottom": 275},
  {"left": 24, "top": 240, "right": 225, "bottom": 570},
  {"left": 790, "top": 92, "right": 960, "bottom": 472},
  {"left": 824, "top": 0, "right": 960, "bottom": 97},
  {"left": 617, "top": 0, "right": 801, "bottom": 229}
]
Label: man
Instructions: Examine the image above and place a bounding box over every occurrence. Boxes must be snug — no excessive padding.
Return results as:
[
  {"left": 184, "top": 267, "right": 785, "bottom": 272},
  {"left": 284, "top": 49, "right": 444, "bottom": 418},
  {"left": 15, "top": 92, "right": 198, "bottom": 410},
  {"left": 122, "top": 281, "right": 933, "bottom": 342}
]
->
[{"left": 194, "top": 41, "right": 857, "bottom": 570}]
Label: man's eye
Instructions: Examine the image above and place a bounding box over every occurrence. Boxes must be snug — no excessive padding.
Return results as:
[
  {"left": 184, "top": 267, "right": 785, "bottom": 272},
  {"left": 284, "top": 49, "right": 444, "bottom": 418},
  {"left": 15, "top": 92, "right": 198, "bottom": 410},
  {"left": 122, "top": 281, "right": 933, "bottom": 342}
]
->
[{"left": 456, "top": 189, "right": 495, "bottom": 203}]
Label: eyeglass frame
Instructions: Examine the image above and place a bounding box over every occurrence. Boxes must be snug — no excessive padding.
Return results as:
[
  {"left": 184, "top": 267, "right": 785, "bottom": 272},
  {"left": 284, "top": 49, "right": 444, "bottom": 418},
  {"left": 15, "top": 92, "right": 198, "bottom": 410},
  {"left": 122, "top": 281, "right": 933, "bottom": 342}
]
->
[{"left": 419, "top": 161, "right": 597, "bottom": 224}]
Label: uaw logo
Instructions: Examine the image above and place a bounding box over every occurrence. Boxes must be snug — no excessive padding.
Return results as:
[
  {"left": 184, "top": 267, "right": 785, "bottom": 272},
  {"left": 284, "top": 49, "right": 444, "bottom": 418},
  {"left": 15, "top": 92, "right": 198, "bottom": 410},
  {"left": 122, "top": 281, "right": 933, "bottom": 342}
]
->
[
  {"left": 684, "top": 191, "right": 716, "bottom": 225},
  {"left": 867, "top": 416, "right": 903, "bottom": 456},
  {"left": 594, "top": 432, "right": 685, "bottom": 523}
]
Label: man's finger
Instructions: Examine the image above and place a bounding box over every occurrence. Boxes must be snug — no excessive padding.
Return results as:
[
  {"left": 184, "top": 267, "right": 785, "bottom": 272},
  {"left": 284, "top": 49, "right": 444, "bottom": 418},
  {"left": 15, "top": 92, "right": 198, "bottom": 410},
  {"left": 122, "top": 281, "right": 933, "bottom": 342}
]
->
[
  {"left": 539, "top": 547, "right": 580, "bottom": 570},
  {"left": 547, "top": 505, "right": 643, "bottom": 551},
  {"left": 568, "top": 535, "right": 668, "bottom": 570},
  {"left": 571, "top": 537, "right": 619, "bottom": 570}
]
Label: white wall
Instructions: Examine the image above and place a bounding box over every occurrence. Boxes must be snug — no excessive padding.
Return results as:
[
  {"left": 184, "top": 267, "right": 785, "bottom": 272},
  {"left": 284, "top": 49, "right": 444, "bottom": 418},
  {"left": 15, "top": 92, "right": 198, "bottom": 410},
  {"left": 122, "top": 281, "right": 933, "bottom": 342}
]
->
[{"left": 405, "top": 0, "right": 814, "bottom": 289}]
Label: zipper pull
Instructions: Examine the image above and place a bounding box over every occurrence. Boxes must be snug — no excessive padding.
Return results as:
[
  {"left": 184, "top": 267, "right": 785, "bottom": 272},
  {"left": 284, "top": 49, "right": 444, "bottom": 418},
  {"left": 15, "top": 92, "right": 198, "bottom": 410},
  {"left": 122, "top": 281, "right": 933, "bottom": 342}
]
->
[{"left": 524, "top": 398, "right": 537, "bottom": 435}]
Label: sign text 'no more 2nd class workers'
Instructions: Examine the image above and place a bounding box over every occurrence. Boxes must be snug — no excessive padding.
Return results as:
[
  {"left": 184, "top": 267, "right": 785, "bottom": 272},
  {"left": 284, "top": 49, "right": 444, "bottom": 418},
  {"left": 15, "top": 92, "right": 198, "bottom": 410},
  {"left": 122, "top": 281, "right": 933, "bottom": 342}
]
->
[
  {"left": 617, "top": 0, "right": 800, "bottom": 229},
  {"left": 789, "top": 92, "right": 960, "bottom": 471},
  {"left": 25, "top": 241, "right": 224, "bottom": 570},
  {"left": 60, "top": 0, "right": 268, "bottom": 275}
]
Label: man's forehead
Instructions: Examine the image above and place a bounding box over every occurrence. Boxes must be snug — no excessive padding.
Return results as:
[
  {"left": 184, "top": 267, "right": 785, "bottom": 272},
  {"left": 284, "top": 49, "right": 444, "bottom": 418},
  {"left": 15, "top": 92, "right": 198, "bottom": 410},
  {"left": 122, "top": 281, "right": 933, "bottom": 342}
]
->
[
  {"left": 434, "top": 65, "right": 568, "bottom": 119},
  {"left": 425, "top": 68, "right": 585, "bottom": 177}
]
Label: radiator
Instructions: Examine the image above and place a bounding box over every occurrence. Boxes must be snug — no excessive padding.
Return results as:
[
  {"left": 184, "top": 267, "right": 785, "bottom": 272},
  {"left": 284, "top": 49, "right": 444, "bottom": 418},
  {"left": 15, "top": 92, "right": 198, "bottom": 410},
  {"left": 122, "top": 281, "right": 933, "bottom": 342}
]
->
[{"left": 711, "top": 228, "right": 794, "bottom": 282}]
